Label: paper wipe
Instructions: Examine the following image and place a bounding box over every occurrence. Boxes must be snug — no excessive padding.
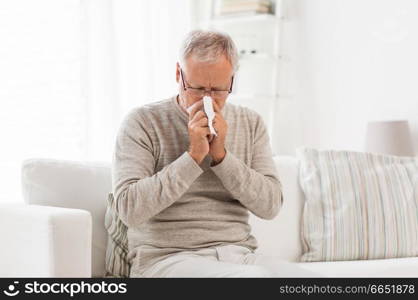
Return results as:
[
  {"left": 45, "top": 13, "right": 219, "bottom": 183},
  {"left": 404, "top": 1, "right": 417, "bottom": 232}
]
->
[{"left": 203, "top": 96, "right": 217, "bottom": 137}]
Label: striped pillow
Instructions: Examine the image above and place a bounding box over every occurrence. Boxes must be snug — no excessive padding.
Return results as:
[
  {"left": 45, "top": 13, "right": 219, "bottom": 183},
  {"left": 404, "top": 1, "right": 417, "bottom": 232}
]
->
[
  {"left": 297, "top": 147, "right": 418, "bottom": 262},
  {"left": 104, "top": 192, "right": 130, "bottom": 277}
]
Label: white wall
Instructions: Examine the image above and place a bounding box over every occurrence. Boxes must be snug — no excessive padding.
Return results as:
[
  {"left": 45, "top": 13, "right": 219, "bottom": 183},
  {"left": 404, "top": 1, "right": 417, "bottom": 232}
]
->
[{"left": 277, "top": 0, "right": 418, "bottom": 155}]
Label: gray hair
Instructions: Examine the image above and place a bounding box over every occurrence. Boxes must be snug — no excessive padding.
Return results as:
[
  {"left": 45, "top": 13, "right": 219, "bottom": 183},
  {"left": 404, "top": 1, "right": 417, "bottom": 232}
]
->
[{"left": 179, "top": 30, "right": 239, "bottom": 72}]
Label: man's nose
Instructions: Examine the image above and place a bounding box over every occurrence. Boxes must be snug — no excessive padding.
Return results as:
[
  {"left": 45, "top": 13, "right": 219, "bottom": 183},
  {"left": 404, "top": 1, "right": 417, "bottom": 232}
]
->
[{"left": 201, "top": 89, "right": 214, "bottom": 97}]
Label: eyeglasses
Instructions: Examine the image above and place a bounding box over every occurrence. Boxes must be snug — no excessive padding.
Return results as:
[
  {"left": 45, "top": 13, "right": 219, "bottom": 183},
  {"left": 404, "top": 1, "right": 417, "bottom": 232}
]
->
[{"left": 180, "top": 68, "right": 234, "bottom": 99}]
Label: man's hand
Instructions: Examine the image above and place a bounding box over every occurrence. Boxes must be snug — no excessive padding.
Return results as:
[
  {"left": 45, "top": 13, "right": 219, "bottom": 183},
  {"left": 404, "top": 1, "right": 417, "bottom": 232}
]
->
[
  {"left": 187, "top": 99, "right": 211, "bottom": 165},
  {"left": 209, "top": 100, "right": 227, "bottom": 165}
]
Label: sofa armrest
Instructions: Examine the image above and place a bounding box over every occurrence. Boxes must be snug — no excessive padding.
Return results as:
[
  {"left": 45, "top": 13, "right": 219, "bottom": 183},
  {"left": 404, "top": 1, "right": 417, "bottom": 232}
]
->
[{"left": 0, "top": 203, "right": 92, "bottom": 277}]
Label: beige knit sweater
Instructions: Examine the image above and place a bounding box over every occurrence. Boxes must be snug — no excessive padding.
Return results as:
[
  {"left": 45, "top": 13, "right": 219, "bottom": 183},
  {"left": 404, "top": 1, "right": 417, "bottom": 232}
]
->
[{"left": 111, "top": 95, "right": 283, "bottom": 276}]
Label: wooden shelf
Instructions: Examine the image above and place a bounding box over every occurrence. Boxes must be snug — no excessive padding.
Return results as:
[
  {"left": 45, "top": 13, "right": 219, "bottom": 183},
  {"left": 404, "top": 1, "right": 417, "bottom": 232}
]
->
[{"left": 210, "top": 13, "right": 280, "bottom": 25}]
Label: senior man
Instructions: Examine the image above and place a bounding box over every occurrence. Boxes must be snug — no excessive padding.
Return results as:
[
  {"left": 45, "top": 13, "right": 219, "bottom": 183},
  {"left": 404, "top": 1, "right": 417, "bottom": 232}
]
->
[{"left": 112, "top": 30, "right": 316, "bottom": 277}]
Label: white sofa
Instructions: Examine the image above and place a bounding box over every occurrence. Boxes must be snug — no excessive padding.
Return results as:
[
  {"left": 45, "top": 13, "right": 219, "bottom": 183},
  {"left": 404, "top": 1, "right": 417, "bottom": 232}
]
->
[{"left": 1, "top": 156, "right": 417, "bottom": 277}]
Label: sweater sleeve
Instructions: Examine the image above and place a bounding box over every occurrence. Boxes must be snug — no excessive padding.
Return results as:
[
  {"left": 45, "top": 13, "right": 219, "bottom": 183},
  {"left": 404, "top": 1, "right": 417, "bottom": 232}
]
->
[
  {"left": 210, "top": 112, "right": 283, "bottom": 220},
  {"left": 111, "top": 109, "right": 203, "bottom": 228}
]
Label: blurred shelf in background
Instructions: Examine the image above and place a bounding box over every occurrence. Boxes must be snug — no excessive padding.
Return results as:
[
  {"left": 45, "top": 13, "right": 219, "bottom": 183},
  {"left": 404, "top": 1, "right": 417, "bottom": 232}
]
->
[{"left": 192, "top": 0, "right": 284, "bottom": 146}]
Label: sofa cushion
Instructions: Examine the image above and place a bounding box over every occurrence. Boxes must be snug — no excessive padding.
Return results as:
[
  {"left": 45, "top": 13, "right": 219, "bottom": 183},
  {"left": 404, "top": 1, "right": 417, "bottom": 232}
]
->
[
  {"left": 104, "top": 192, "right": 130, "bottom": 277},
  {"left": 297, "top": 148, "right": 418, "bottom": 262},
  {"left": 21, "top": 158, "right": 111, "bottom": 277},
  {"left": 298, "top": 257, "right": 418, "bottom": 277}
]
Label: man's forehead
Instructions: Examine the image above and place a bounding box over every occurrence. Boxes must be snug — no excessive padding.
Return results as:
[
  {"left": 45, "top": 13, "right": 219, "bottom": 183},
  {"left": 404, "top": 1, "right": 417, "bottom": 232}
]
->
[
  {"left": 184, "top": 56, "right": 233, "bottom": 73},
  {"left": 183, "top": 57, "right": 233, "bottom": 86}
]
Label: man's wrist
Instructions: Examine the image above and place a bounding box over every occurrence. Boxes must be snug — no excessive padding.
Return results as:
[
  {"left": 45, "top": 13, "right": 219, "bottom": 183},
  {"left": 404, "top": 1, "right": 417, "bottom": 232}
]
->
[
  {"left": 188, "top": 151, "right": 204, "bottom": 165},
  {"left": 211, "top": 149, "right": 226, "bottom": 166}
]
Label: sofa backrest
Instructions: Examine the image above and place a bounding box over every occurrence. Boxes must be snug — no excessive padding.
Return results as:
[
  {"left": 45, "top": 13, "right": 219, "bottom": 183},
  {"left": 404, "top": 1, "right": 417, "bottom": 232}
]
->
[
  {"left": 21, "top": 158, "right": 111, "bottom": 277},
  {"left": 249, "top": 156, "right": 304, "bottom": 262},
  {"left": 21, "top": 155, "right": 305, "bottom": 277}
]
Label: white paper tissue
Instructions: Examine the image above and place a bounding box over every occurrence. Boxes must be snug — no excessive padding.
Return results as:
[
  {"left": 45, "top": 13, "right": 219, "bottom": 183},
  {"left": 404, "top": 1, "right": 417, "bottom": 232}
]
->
[
  {"left": 186, "top": 96, "right": 217, "bottom": 137},
  {"left": 203, "top": 96, "right": 217, "bottom": 137}
]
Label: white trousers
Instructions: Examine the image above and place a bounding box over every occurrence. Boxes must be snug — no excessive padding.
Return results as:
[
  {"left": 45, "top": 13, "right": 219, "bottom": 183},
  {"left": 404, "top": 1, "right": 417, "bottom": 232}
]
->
[{"left": 139, "top": 244, "right": 321, "bottom": 278}]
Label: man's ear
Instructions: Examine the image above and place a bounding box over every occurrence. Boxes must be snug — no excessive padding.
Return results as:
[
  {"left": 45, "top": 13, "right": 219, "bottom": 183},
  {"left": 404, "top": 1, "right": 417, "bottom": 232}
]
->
[{"left": 175, "top": 62, "right": 180, "bottom": 83}]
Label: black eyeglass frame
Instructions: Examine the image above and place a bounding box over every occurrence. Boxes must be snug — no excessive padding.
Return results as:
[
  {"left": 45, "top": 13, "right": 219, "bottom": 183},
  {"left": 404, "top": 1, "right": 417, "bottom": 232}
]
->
[{"left": 180, "top": 68, "right": 234, "bottom": 97}]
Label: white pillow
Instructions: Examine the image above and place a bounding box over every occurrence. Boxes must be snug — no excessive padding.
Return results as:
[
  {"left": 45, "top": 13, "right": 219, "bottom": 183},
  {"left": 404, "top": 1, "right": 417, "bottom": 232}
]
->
[{"left": 297, "top": 147, "right": 418, "bottom": 262}]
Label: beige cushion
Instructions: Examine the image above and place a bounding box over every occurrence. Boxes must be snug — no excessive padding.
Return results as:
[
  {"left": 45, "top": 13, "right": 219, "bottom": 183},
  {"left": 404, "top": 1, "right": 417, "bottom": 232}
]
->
[
  {"left": 297, "top": 147, "right": 418, "bottom": 262},
  {"left": 104, "top": 193, "right": 130, "bottom": 277}
]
